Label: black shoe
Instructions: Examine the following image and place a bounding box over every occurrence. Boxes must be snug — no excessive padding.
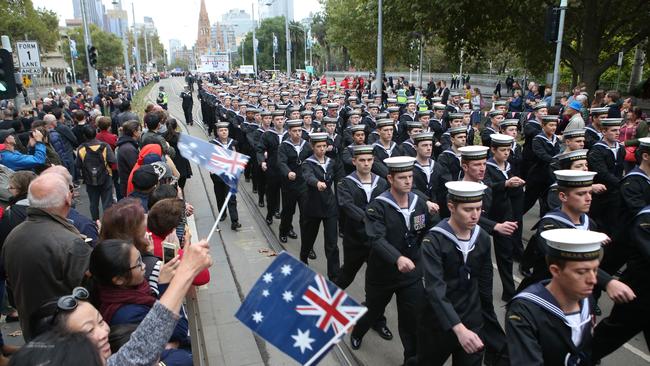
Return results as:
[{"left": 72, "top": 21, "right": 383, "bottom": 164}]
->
[
  {"left": 279, "top": 235, "right": 287, "bottom": 243},
  {"left": 265, "top": 217, "right": 273, "bottom": 225},
  {"left": 253, "top": 188, "right": 258, "bottom": 194},
  {"left": 350, "top": 335, "right": 362, "bottom": 350},
  {"left": 220, "top": 213, "right": 227, "bottom": 222},
  {"left": 339, "top": 231, "right": 344, "bottom": 238},
  {"left": 231, "top": 222, "right": 242, "bottom": 231},
  {"left": 245, "top": 177, "right": 251, "bottom": 182},
  {"left": 372, "top": 324, "right": 393, "bottom": 340},
  {"left": 274, "top": 212, "right": 281, "bottom": 219},
  {"left": 258, "top": 201, "right": 265, "bottom": 208},
  {"left": 308, "top": 250, "right": 317, "bottom": 260},
  {"left": 287, "top": 230, "right": 298, "bottom": 239}
]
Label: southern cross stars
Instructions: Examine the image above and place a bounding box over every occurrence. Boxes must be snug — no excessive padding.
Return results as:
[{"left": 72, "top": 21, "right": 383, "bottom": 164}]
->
[
  {"left": 262, "top": 272, "right": 274, "bottom": 283},
  {"left": 252, "top": 311, "right": 263, "bottom": 323},
  {"left": 280, "top": 264, "right": 293, "bottom": 276},
  {"left": 262, "top": 289, "right": 270, "bottom": 297},
  {"left": 282, "top": 291, "right": 294, "bottom": 302},
  {"left": 291, "top": 329, "right": 315, "bottom": 354}
]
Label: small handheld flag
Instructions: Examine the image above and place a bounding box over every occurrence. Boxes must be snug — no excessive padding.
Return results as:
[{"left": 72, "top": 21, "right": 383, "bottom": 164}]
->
[
  {"left": 178, "top": 133, "right": 249, "bottom": 193},
  {"left": 236, "top": 252, "right": 367, "bottom": 365}
]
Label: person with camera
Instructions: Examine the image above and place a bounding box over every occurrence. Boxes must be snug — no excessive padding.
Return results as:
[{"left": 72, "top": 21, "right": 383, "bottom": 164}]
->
[{"left": 0, "top": 128, "right": 46, "bottom": 171}]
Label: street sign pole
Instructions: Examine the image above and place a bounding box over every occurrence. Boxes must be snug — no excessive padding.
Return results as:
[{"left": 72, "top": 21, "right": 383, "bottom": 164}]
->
[
  {"left": 284, "top": 0, "right": 291, "bottom": 76},
  {"left": 375, "top": 0, "right": 383, "bottom": 97},
  {"left": 252, "top": 3, "right": 258, "bottom": 75}
]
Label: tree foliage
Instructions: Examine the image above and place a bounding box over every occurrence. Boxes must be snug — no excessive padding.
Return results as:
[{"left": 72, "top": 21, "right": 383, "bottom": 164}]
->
[
  {"left": 239, "top": 16, "right": 306, "bottom": 72},
  {"left": 62, "top": 25, "right": 123, "bottom": 79},
  {"left": 0, "top": 0, "right": 60, "bottom": 53}
]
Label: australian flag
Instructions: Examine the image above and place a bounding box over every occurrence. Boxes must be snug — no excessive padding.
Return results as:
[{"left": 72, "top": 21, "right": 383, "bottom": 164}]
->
[
  {"left": 178, "top": 133, "right": 249, "bottom": 192},
  {"left": 236, "top": 252, "right": 367, "bottom": 366}
]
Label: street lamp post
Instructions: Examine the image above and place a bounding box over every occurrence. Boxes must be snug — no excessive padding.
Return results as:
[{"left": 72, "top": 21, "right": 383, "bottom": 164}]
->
[
  {"left": 80, "top": 0, "right": 98, "bottom": 94},
  {"left": 375, "top": 0, "right": 383, "bottom": 96},
  {"left": 132, "top": 2, "right": 141, "bottom": 78},
  {"left": 550, "top": 0, "right": 568, "bottom": 106},
  {"left": 284, "top": 0, "right": 291, "bottom": 76},
  {"left": 252, "top": 2, "right": 258, "bottom": 75}
]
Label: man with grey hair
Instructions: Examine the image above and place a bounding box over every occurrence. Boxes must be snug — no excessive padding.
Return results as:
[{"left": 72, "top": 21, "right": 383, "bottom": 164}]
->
[{"left": 2, "top": 173, "right": 91, "bottom": 341}]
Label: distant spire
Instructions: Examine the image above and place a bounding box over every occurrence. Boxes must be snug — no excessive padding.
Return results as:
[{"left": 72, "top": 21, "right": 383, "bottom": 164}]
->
[{"left": 196, "top": 0, "right": 211, "bottom": 55}]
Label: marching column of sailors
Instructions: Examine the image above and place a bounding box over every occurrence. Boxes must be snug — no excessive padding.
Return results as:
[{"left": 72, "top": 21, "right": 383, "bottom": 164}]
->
[{"left": 194, "top": 78, "right": 649, "bottom": 365}]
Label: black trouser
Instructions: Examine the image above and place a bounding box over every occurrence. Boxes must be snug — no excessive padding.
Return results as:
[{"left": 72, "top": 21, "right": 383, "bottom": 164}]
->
[
  {"left": 335, "top": 238, "right": 369, "bottom": 289},
  {"left": 523, "top": 178, "right": 549, "bottom": 216},
  {"left": 279, "top": 186, "right": 305, "bottom": 236},
  {"left": 510, "top": 190, "right": 525, "bottom": 259},
  {"left": 352, "top": 280, "right": 422, "bottom": 363},
  {"left": 183, "top": 104, "right": 193, "bottom": 125},
  {"left": 417, "top": 327, "right": 484, "bottom": 366},
  {"left": 493, "top": 233, "right": 515, "bottom": 301},
  {"left": 211, "top": 174, "right": 238, "bottom": 223},
  {"left": 299, "top": 215, "right": 339, "bottom": 280},
  {"left": 592, "top": 291, "right": 650, "bottom": 362},
  {"left": 252, "top": 162, "right": 266, "bottom": 203},
  {"left": 86, "top": 179, "right": 114, "bottom": 221},
  {"left": 265, "top": 172, "right": 281, "bottom": 219}
]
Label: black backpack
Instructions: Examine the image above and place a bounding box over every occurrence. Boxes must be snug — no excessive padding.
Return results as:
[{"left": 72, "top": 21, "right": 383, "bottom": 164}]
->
[{"left": 81, "top": 144, "right": 109, "bottom": 186}]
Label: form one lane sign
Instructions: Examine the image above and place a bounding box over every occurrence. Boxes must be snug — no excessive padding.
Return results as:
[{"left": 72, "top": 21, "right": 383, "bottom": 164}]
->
[{"left": 16, "top": 41, "right": 41, "bottom": 75}]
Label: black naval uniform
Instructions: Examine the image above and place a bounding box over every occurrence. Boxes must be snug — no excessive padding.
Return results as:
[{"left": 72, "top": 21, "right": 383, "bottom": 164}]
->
[
  {"left": 256, "top": 129, "right": 287, "bottom": 221},
  {"left": 351, "top": 191, "right": 432, "bottom": 363},
  {"left": 618, "top": 166, "right": 650, "bottom": 229},
  {"left": 584, "top": 125, "right": 602, "bottom": 150},
  {"left": 438, "top": 149, "right": 462, "bottom": 182},
  {"left": 587, "top": 139, "right": 625, "bottom": 235},
  {"left": 277, "top": 139, "right": 312, "bottom": 239},
  {"left": 508, "top": 141, "right": 526, "bottom": 258},
  {"left": 180, "top": 90, "right": 194, "bottom": 125},
  {"left": 480, "top": 126, "right": 498, "bottom": 148},
  {"left": 485, "top": 158, "right": 517, "bottom": 301},
  {"left": 524, "top": 133, "right": 560, "bottom": 215},
  {"left": 400, "top": 138, "right": 417, "bottom": 157},
  {"left": 335, "top": 172, "right": 389, "bottom": 288},
  {"left": 592, "top": 206, "right": 650, "bottom": 362},
  {"left": 412, "top": 158, "right": 450, "bottom": 218},
  {"left": 418, "top": 220, "right": 504, "bottom": 365},
  {"left": 247, "top": 126, "right": 267, "bottom": 205},
  {"left": 371, "top": 141, "right": 403, "bottom": 178},
  {"left": 506, "top": 281, "right": 595, "bottom": 365},
  {"left": 209, "top": 138, "right": 239, "bottom": 224},
  {"left": 521, "top": 118, "right": 542, "bottom": 180},
  {"left": 300, "top": 155, "right": 344, "bottom": 280}
]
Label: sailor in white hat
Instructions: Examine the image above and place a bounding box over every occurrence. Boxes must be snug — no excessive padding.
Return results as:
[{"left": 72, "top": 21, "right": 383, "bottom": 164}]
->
[
  {"left": 486, "top": 134, "right": 526, "bottom": 301},
  {"left": 523, "top": 115, "right": 561, "bottom": 217},
  {"left": 587, "top": 117, "right": 625, "bottom": 237},
  {"left": 562, "top": 128, "right": 586, "bottom": 152},
  {"left": 418, "top": 181, "right": 505, "bottom": 364},
  {"left": 350, "top": 156, "right": 433, "bottom": 364},
  {"left": 437, "top": 126, "right": 468, "bottom": 181},
  {"left": 371, "top": 119, "right": 403, "bottom": 178},
  {"left": 585, "top": 107, "right": 609, "bottom": 149},
  {"left": 617, "top": 136, "right": 650, "bottom": 236},
  {"left": 298, "top": 132, "right": 343, "bottom": 272},
  {"left": 507, "top": 229, "right": 611, "bottom": 365}
]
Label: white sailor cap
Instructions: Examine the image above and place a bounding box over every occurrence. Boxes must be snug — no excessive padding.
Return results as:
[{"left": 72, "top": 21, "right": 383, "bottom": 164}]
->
[
  {"left": 215, "top": 122, "right": 230, "bottom": 129},
  {"left": 459, "top": 146, "right": 489, "bottom": 160},
  {"left": 433, "top": 103, "right": 447, "bottom": 110},
  {"left": 489, "top": 133, "right": 514, "bottom": 147},
  {"left": 555, "top": 149, "right": 588, "bottom": 162},
  {"left": 563, "top": 128, "right": 586, "bottom": 139},
  {"left": 350, "top": 124, "right": 366, "bottom": 133},
  {"left": 309, "top": 132, "right": 329, "bottom": 143},
  {"left": 384, "top": 156, "right": 416, "bottom": 173},
  {"left": 353, "top": 144, "right": 374, "bottom": 156},
  {"left": 639, "top": 137, "right": 650, "bottom": 151},
  {"left": 448, "top": 126, "right": 467, "bottom": 136},
  {"left": 542, "top": 115, "right": 559, "bottom": 124},
  {"left": 533, "top": 103, "right": 548, "bottom": 110},
  {"left": 448, "top": 112, "right": 465, "bottom": 120},
  {"left": 494, "top": 100, "right": 507, "bottom": 106},
  {"left": 286, "top": 119, "right": 303, "bottom": 128},
  {"left": 589, "top": 107, "right": 609, "bottom": 115},
  {"left": 541, "top": 228, "right": 606, "bottom": 261},
  {"left": 600, "top": 118, "right": 623, "bottom": 127},
  {"left": 499, "top": 119, "right": 519, "bottom": 128},
  {"left": 445, "top": 181, "right": 487, "bottom": 203},
  {"left": 489, "top": 109, "right": 506, "bottom": 117},
  {"left": 376, "top": 119, "right": 394, "bottom": 128},
  {"left": 553, "top": 169, "right": 596, "bottom": 188},
  {"left": 412, "top": 132, "right": 434, "bottom": 144}
]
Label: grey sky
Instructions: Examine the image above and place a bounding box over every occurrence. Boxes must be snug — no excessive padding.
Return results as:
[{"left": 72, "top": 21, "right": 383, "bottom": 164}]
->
[{"left": 32, "top": 0, "right": 322, "bottom": 51}]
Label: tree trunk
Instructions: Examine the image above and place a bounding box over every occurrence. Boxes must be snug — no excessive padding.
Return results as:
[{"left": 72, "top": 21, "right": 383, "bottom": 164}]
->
[
  {"left": 342, "top": 46, "right": 349, "bottom": 71},
  {"left": 326, "top": 44, "right": 332, "bottom": 72},
  {"left": 628, "top": 38, "right": 647, "bottom": 93}
]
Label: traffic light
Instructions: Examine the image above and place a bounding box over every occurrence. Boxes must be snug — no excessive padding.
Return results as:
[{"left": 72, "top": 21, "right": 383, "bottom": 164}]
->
[
  {"left": 544, "top": 6, "right": 561, "bottom": 43},
  {"left": 87, "top": 45, "right": 98, "bottom": 68},
  {"left": 0, "top": 49, "right": 17, "bottom": 100}
]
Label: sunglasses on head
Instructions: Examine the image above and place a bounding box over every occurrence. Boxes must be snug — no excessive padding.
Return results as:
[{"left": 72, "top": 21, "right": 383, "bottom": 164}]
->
[{"left": 50, "top": 287, "right": 90, "bottom": 325}]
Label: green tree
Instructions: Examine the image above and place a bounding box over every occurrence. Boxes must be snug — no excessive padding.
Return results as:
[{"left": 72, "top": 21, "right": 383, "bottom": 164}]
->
[
  {"left": 240, "top": 16, "right": 306, "bottom": 72},
  {"left": 61, "top": 25, "right": 123, "bottom": 79},
  {"left": 0, "top": 0, "right": 60, "bottom": 53}
]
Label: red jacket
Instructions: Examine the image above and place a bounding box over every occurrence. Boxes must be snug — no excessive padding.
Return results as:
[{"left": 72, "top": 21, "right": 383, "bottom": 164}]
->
[
  {"left": 96, "top": 130, "right": 118, "bottom": 170},
  {"left": 150, "top": 231, "right": 210, "bottom": 286}
]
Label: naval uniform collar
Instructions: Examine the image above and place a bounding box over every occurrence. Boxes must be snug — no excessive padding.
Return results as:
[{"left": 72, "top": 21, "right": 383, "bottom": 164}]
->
[
  {"left": 513, "top": 281, "right": 592, "bottom": 330},
  {"left": 637, "top": 205, "right": 650, "bottom": 217},
  {"left": 625, "top": 166, "right": 650, "bottom": 183},
  {"left": 542, "top": 210, "right": 590, "bottom": 230},
  {"left": 535, "top": 133, "right": 558, "bottom": 145},
  {"left": 585, "top": 125, "right": 602, "bottom": 139},
  {"left": 211, "top": 138, "right": 233, "bottom": 149},
  {"left": 346, "top": 172, "right": 380, "bottom": 202},
  {"left": 306, "top": 155, "right": 331, "bottom": 170},
  {"left": 376, "top": 191, "right": 419, "bottom": 229},
  {"left": 430, "top": 219, "right": 481, "bottom": 264},
  {"left": 486, "top": 158, "right": 511, "bottom": 180}
]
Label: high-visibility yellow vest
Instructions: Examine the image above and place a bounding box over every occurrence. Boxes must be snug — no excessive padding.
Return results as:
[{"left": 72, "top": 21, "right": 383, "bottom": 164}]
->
[{"left": 397, "top": 89, "right": 407, "bottom": 104}]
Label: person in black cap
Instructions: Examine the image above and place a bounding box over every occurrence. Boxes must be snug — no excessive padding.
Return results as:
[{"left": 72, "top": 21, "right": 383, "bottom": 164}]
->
[
  {"left": 180, "top": 86, "right": 194, "bottom": 126},
  {"left": 417, "top": 181, "right": 504, "bottom": 366},
  {"left": 256, "top": 111, "right": 287, "bottom": 225},
  {"left": 322, "top": 117, "right": 342, "bottom": 160},
  {"left": 480, "top": 110, "right": 505, "bottom": 147},
  {"left": 592, "top": 204, "right": 649, "bottom": 362},
  {"left": 506, "top": 228, "right": 608, "bottom": 365},
  {"left": 584, "top": 107, "right": 608, "bottom": 150},
  {"left": 500, "top": 119, "right": 526, "bottom": 258},
  {"left": 299, "top": 132, "right": 343, "bottom": 276},
  {"left": 350, "top": 156, "right": 433, "bottom": 365},
  {"left": 485, "top": 134, "right": 526, "bottom": 301},
  {"left": 521, "top": 103, "right": 547, "bottom": 180},
  {"left": 277, "top": 120, "right": 311, "bottom": 243},
  {"left": 210, "top": 122, "right": 241, "bottom": 231},
  {"left": 438, "top": 113, "right": 465, "bottom": 155},
  {"left": 399, "top": 122, "right": 423, "bottom": 158}
]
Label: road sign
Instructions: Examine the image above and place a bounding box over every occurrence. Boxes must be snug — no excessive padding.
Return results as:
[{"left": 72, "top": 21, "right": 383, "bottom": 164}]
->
[
  {"left": 617, "top": 51, "right": 624, "bottom": 66},
  {"left": 16, "top": 41, "right": 41, "bottom": 74},
  {"left": 239, "top": 65, "right": 255, "bottom": 74}
]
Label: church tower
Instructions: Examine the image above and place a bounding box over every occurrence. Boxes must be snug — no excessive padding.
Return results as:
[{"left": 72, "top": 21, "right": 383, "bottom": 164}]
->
[{"left": 196, "top": 0, "right": 211, "bottom": 56}]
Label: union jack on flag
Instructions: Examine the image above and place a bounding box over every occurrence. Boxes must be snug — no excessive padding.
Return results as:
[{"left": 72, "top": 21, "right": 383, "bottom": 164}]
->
[
  {"left": 178, "top": 133, "right": 249, "bottom": 192},
  {"left": 236, "top": 252, "right": 367, "bottom": 365}
]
